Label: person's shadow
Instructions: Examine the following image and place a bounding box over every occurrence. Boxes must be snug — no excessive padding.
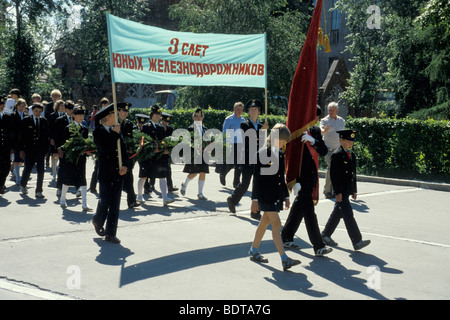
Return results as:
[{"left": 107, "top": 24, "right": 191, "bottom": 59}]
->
[{"left": 94, "top": 238, "right": 135, "bottom": 267}]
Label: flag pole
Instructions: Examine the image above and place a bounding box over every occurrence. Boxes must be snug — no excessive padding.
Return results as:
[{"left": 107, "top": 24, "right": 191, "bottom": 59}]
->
[
  {"left": 111, "top": 82, "right": 123, "bottom": 169},
  {"left": 264, "top": 32, "right": 268, "bottom": 124}
]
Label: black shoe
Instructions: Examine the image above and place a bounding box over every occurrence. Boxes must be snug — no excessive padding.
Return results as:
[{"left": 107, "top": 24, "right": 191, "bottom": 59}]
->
[
  {"left": 168, "top": 187, "right": 179, "bottom": 193},
  {"left": 89, "top": 188, "right": 97, "bottom": 194},
  {"left": 353, "top": 239, "right": 371, "bottom": 251},
  {"left": 250, "top": 211, "right": 261, "bottom": 221},
  {"left": 128, "top": 201, "right": 141, "bottom": 209},
  {"left": 219, "top": 174, "right": 226, "bottom": 186},
  {"left": 105, "top": 235, "right": 121, "bottom": 244},
  {"left": 92, "top": 220, "right": 105, "bottom": 236},
  {"left": 227, "top": 196, "right": 236, "bottom": 213},
  {"left": 282, "top": 257, "right": 301, "bottom": 271}
]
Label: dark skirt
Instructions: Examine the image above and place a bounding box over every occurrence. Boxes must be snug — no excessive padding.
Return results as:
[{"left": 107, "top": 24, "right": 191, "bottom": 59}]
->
[
  {"left": 258, "top": 199, "right": 283, "bottom": 213},
  {"left": 139, "top": 154, "right": 170, "bottom": 179},
  {"left": 183, "top": 162, "right": 209, "bottom": 174},
  {"left": 61, "top": 156, "right": 87, "bottom": 186}
]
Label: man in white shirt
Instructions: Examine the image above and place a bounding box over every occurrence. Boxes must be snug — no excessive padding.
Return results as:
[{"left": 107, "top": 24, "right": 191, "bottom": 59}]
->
[
  {"left": 220, "top": 101, "right": 246, "bottom": 187},
  {"left": 320, "top": 102, "right": 345, "bottom": 198}
]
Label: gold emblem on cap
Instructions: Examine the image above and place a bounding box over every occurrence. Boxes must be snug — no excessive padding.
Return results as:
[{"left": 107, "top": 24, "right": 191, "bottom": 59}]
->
[{"left": 351, "top": 133, "right": 355, "bottom": 138}]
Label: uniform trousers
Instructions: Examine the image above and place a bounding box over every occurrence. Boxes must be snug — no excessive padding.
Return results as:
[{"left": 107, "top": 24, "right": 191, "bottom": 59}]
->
[
  {"left": 94, "top": 179, "right": 123, "bottom": 237},
  {"left": 322, "top": 194, "right": 362, "bottom": 245},
  {"left": 281, "top": 189, "right": 325, "bottom": 252},
  {"left": 123, "top": 159, "right": 137, "bottom": 206},
  {"left": 0, "top": 150, "right": 11, "bottom": 187},
  {"left": 21, "top": 153, "right": 45, "bottom": 193},
  {"left": 228, "top": 164, "right": 254, "bottom": 205}
]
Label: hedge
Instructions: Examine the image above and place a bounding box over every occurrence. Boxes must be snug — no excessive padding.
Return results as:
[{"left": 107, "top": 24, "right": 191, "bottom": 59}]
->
[
  {"left": 127, "top": 108, "right": 450, "bottom": 182},
  {"left": 347, "top": 117, "right": 450, "bottom": 182},
  {"left": 128, "top": 107, "right": 287, "bottom": 133}
]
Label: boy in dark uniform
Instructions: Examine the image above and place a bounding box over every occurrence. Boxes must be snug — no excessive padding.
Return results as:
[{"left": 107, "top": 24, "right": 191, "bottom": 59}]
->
[
  {"left": 321, "top": 129, "right": 371, "bottom": 251},
  {"left": 19, "top": 103, "right": 49, "bottom": 198},
  {"left": 161, "top": 112, "right": 178, "bottom": 193},
  {"left": 227, "top": 99, "right": 268, "bottom": 219},
  {"left": 118, "top": 102, "right": 140, "bottom": 209},
  {"left": 92, "top": 103, "right": 128, "bottom": 244},
  {"left": 282, "top": 106, "right": 332, "bottom": 256},
  {"left": 0, "top": 95, "right": 15, "bottom": 194}
]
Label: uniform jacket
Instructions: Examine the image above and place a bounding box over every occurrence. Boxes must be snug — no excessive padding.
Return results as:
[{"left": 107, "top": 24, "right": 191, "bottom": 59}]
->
[
  {"left": 241, "top": 118, "right": 263, "bottom": 165},
  {"left": 62, "top": 122, "right": 89, "bottom": 145},
  {"left": 0, "top": 113, "right": 15, "bottom": 152},
  {"left": 297, "top": 126, "right": 328, "bottom": 192},
  {"left": 142, "top": 121, "right": 166, "bottom": 141},
  {"left": 93, "top": 125, "right": 129, "bottom": 183},
  {"left": 330, "top": 146, "right": 357, "bottom": 195},
  {"left": 120, "top": 118, "right": 135, "bottom": 140},
  {"left": 11, "top": 111, "right": 25, "bottom": 147},
  {"left": 54, "top": 114, "right": 72, "bottom": 148},
  {"left": 19, "top": 116, "right": 49, "bottom": 155},
  {"left": 48, "top": 111, "right": 65, "bottom": 141},
  {"left": 252, "top": 147, "right": 289, "bottom": 205}
]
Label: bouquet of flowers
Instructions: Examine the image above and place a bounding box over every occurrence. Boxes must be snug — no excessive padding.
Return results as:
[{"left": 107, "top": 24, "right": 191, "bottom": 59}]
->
[{"left": 62, "top": 123, "right": 97, "bottom": 164}]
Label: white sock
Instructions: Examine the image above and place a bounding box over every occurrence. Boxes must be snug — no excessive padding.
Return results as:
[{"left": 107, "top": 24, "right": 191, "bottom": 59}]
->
[
  {"left": 80, "top": 185, "right": 88, "bottom": 207},
  {"left": 159, "top": 178, "right": 168, "bottom": 200},
  {"left": 52, "top": 159, "right": 58, "bottom": 176},
  {"left": 137, "top": 178, "right": 145, "bottom": 198},
  {"left": 198, "top": 179, "right": 205, "bottom": 195},
  {"left": 60, "top": 184, "right": 69, "bottom": 204},
  {"left": 184, "top": 176, "right": 192, "bottom": 187}
]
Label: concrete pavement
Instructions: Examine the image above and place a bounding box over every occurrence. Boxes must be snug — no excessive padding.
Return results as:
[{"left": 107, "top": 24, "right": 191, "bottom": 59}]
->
[{"left": 0, "top": 159, "right": 449, "bottom": 301}]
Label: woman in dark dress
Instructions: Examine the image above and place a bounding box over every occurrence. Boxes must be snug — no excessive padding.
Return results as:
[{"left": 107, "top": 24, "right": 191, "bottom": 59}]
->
[
  {"left": 59, "top": 106, "right": 92, "bottom": 211},
  {"left": 249, "top": 124, "right": 301, "bottom": 271},
  {"left": 180, "top": 108, "right": 209, "bottom": 200}
]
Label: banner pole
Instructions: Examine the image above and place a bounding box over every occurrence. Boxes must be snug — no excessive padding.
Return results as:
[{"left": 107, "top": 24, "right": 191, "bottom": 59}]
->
[
  {"left": 264, "top": 87, "right": 268, "bottom": 123},
  {"left": 111, "top": 82, "right": 123, "bottom": 169}
]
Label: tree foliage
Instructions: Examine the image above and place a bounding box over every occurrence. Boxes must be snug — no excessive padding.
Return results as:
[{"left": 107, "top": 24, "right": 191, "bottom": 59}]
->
[
  {"left": 336, "top": 0, "right": 450, "bottom": 118},
  {"left": 0, "top": 0, "right": 71, "bottom": 100},
  {"left": 169, "top": 0, "right": 310, "bottom": 111}
]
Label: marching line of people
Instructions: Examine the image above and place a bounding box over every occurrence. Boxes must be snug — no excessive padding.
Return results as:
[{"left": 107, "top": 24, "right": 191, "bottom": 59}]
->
[{"left": 0, "top": 90, "right": 371, "bottom": 270}]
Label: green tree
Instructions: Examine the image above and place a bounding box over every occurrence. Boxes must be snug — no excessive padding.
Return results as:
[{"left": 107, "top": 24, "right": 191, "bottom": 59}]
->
[
  {"left": 59, "top": 0, "right": 152, "bottom": 89},
  {"left": 334, "top": 0, "right": 390, "bottom": 117},
  {"left": 0, "top": 0, "right": 71, "bottom": 100},
  {"left": 169, "top": 0, "right": 310, "bottom": 111}
]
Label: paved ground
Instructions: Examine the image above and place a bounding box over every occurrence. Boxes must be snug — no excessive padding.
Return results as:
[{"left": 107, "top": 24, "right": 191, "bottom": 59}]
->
[{"left": 0, "top": 159, "right": 449, "bottom": 301}]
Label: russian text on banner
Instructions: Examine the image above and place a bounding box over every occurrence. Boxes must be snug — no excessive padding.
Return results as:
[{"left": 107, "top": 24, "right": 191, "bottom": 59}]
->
[{"left": 107, "top": 13, "right": 267, "bottom": 88}]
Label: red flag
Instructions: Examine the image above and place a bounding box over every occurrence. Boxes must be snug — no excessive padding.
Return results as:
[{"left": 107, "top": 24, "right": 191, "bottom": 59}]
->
[{"left": 285, "top": 0, "right": 323, "bottom": 191}]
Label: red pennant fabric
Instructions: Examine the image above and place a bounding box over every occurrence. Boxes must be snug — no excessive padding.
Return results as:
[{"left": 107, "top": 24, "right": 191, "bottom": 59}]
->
[{"left": 285, "top": 0, "right": 323, "bottom": 191}]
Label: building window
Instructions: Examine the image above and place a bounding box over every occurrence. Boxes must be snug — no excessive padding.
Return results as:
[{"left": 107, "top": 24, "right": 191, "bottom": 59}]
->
[{"left": 330, "top": 0, "right": 340, "bottom": 44}]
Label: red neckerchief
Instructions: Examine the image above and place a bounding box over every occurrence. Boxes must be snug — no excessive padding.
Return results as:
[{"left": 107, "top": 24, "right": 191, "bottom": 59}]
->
[{"left": 304, "top": 131, "right": 319, "bottom": 204}]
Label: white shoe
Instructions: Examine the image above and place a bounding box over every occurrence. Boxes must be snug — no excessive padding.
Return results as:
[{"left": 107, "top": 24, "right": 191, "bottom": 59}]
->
[
  {"left": 60, "top": 201, "right": 67, "bottom": 208},
  {"left": 163, "top": 198, "right": 175, "bottom": 206},
  {"left": 137, "top": 195, "right": 145, "bottom": 203}
]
